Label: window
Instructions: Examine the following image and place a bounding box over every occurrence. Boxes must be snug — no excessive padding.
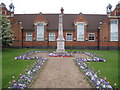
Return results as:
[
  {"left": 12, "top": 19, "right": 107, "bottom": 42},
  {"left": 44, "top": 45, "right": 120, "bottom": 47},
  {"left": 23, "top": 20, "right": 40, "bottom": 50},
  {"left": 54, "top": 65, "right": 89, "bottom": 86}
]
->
[
  {"left": 88, "top": 33, "right": 95, "bottom": 41},
  {"left": 26, "top": 33, "right": 32, "bottom": 41},
  {"left": 66, "top": 33, "right": 72, "bottom": 41},
  {"left": 77, "top": 23, "right": 84, "bottom": 41},
  {"left": 49, "top": 32, "right": 55, "bottom": 41},
  {"left": 110, "top": 20, "right": 118, "bottom": 41},
  {"left": 37, "top": 23, "right": 44, "bottom": 41}
]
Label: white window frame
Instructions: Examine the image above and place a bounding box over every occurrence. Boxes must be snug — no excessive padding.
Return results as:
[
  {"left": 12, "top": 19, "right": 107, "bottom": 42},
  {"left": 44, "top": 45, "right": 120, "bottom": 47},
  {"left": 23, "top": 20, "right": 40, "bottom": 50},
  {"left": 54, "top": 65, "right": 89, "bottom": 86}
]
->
[
  {"left": 77, "top": 22, "right": 85, "bottom": 41},
  {"left": 88, "top": 33, "right": 95, "bottom": 41},
  {"left": 37, "top": 22, "right": 44, "bottom": 41},
  {"left": 110, "top": 19, "right": 118, "bottom": 41},
  {"left": 66, "top": 33, "right": 73, "bottom": 41},
  {"left": 26, "top": 32, "right": 32, "bottom": 41},
  {"left": 49, "top": 32, "right": 55, "bottom": 41}
]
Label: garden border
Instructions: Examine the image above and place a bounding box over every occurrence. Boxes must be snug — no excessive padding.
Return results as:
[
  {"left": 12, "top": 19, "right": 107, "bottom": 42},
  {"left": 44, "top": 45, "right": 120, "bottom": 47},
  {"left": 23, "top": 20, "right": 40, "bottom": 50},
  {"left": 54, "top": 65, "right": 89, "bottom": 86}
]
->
[{"left": 27, "top": 58, "right": 48, "bottom": 88}]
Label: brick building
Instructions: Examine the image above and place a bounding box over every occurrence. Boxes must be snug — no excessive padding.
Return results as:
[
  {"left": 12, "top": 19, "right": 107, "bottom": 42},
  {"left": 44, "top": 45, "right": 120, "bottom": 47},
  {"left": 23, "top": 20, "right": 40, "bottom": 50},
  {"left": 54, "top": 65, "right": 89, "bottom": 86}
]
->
[{"left": 0, "top": 2, "right": 120, "bottom": 50}]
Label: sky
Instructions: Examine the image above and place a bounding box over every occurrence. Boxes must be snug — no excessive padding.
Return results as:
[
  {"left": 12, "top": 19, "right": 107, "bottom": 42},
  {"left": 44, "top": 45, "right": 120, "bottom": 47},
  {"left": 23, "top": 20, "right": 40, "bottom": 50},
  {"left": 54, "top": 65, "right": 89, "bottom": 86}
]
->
[{"left": 1, "top": 0, "right": 119, "bottom": 14}]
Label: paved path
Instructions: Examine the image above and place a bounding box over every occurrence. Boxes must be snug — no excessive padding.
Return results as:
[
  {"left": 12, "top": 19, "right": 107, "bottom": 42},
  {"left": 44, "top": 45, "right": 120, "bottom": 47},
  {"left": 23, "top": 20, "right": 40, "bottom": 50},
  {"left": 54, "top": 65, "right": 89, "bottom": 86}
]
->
[{"left": 30, "top": 53, "right": 91, "bottom": 88}]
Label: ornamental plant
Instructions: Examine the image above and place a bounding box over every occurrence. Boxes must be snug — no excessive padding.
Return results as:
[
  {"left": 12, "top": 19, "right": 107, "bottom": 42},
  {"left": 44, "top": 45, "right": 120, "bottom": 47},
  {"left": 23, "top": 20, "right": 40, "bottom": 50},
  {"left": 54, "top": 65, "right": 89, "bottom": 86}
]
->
[
  {"left": 49, "top": 53, "right": 73, "bottom": 57},
  {"left": 15, "top": 51, "right": 48, "bottom": 60},
  {"left": 74, "top": 58, "right": 113, "bottom": 89},
  {"left": 0, "top": 15, "right": 14, "bottom": 46},
  {"left": 76, "top": 58, "right": 106, "bottom": 62},
  {"left": 8, "top": 57, "right": 47, "bottom": 89},
  {"left": 83, "top": 52, "right": 102, "bottom": 59}
]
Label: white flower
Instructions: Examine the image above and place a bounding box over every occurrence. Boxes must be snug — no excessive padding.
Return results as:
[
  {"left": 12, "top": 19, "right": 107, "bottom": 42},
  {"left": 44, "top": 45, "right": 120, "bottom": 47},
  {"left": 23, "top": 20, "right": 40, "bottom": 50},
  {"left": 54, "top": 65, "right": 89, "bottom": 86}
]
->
[
  {"left": 102, "top": 84, "right": 106, "bottom": 88},
  {"left": 12, "top": 76, "right": 15, "bottom": 78},
  {"left": 86, "top": 72, "right": 89, "bottom": 76},
  {"left": 97, "top": 81, "right": 100, "bottom": 85},
  {"left": 96, "top": 86, "right": 99, "bottom": 88},
  {"left": 91, "top": 76, "right": 95, "bottom": 81},
  {"left": 18, "top": 83, "right": 23, "bottom": 86},
  {"left": 15, "top": 57, "right": 17, "bottom": 59},
  {"left": 104, "top": 77, "right": 106, "bottom": 80},
  {"left": 28, "top": 70, "right": 31, "bottom": 74},
  {"left": 114, "top": 83, "right": 117, "bottom": 86},
  {"left": 94, "top": 74, "right": 98, "bottom": 78},
  {"left": 98, "top": 70, "right": 100, "bottom": 73},
  {"left": 80, "top": 66, "right": 84, "bottom": 69},
  {"left": 106, "top": 85, "right": 112, "bottom": 88}
]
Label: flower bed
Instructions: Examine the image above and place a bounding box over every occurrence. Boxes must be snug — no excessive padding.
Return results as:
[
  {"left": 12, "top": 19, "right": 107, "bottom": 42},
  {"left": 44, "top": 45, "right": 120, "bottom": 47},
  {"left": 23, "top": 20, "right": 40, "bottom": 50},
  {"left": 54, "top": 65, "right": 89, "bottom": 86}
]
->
[
  {"left": 83, "top": 52, "right": 102, "bottom": 59},
  {"left": 49, "top": 53, "right": 73, "bottom": 57},
  {"left": 15, "top": 51, "right": 48, "bottom": 60},
  {"left": 74, "top": 58, "right": 113, "bottom": 89},
  {"left": 76, "top": 58, "right": 106, "bottom": 62},
  {"left": 8, "top": 57, "right": 47, "bottom": 89}
]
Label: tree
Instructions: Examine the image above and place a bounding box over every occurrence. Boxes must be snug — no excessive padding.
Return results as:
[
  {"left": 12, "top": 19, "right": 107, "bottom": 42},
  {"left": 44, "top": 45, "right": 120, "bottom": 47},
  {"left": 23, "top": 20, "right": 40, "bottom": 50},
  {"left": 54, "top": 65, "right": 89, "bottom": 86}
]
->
[{"left": 0, "top": 15, "right": 13, "bottom": 46}]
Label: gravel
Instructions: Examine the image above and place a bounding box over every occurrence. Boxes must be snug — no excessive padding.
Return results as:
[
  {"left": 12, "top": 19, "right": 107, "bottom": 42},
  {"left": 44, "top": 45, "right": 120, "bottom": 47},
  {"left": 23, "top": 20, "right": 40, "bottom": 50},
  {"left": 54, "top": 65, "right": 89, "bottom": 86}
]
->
[{"left": 30, "top": 53, "right": 92, "bottom": 88}]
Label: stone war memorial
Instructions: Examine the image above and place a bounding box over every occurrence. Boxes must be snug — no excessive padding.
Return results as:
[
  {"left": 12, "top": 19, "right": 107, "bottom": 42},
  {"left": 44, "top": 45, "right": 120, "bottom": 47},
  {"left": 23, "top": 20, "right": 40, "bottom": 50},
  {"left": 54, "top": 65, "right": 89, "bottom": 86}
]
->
[
  {"left": 50, "top": 7, "right": 73, "bottom": 57},
  {"left": 56, "top": 7, "right": 65, "bottom": 53}
]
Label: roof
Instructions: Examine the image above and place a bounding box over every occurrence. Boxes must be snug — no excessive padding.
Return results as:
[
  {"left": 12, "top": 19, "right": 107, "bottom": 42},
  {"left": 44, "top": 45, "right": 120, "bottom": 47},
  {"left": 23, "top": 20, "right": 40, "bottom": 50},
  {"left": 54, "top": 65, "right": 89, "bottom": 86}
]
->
[
  {"left": 14, "top": 14, "right": 107, "bottom": 31},
  {"left": 0, "top": 3, "right": 6, "bottom": 7},
  {"left": 116, "top": 2, "right": 120, "bottom": 8}
]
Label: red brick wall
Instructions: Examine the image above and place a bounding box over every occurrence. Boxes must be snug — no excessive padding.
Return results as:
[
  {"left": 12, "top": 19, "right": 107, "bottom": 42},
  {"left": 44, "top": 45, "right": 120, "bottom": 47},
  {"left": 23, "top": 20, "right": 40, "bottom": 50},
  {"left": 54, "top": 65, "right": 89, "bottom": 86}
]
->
[
  {"left": 23, "top": 31, "right": 48, "bottom": 47},
  {"left": 23, "top": 29, "right": 98, "bottom": 47},
  {"left": 74, "top": 13, "right": 88, "bottom": 24},
  {"left": 33, "top": 14, "right": 48, "bottom": 23},
  {"left": 64, "top": 41, "right": 97, "bottom": 47},
  {"left": 99, "top": 17, "right": 119, "bottom": 47},
  {"left": 23, "top": 31, "right": 33, "bottom": 46},
  {"left": 10, "top": 10, "right": 119, "bottom": 48},
  {"left": 47, "top": 30, "right": 98, "bottom": 47},
  {"left": 99, "top": 18, "right": 109, "bottom": 42},
  {"left": 111, "top": 5, "right": 120, "bottom": 16},
  {"left": 48, "top": 41, "right": 57, "bottom": 46},
  {"left": 11, "top": 16, "right": 119, "bottom": 48},
  {"left": 1, "top": 7, "right": 11, "bottom": 16},
  {"left": 47, "top": 31, "right": 57, "bottom": 46},
  {"left": 85, "top": 31, "right": 98, "bottom": 41},
  {"left": 33, "top": 13, "right": 48, "bottom": 41},
  {"left": 10, "top": 18, "right": 22, "bottom": 47}
]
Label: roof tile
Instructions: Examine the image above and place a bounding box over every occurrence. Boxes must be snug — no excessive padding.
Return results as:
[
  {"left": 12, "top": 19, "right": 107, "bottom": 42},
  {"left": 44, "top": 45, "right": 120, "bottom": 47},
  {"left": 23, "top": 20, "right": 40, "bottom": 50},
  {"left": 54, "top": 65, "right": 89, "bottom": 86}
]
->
[{"left": 14, "top": 14, "right": 107, "bottom": 31}]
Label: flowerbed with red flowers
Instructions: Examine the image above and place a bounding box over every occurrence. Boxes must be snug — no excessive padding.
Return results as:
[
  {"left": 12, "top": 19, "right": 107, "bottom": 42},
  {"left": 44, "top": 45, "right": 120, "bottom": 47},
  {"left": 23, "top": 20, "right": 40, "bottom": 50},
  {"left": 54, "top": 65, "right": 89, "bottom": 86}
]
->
[{"left": 49, "top": 53, "right": 73, "bottom": 57}]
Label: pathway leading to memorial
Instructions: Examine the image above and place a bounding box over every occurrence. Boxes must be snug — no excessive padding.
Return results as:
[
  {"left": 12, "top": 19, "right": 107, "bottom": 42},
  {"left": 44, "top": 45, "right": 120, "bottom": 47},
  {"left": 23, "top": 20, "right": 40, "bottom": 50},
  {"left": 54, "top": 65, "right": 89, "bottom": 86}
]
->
[{"left": 30, "top": 53, "right": 91, "bottom": 88}]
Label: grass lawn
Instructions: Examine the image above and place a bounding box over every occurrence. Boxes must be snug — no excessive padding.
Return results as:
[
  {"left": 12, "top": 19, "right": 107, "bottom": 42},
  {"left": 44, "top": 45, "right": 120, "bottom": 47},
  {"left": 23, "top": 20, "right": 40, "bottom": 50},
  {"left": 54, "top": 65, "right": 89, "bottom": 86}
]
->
[
  {"left": 2, "top": 48, "right": 55, "bottom": 88},
  {"left": 2, "top": 48, "right": 119, "bottom": 88},
  {"left": 67, "top": 49, "right": 118, "bottom": 88},
  {"left": 88, "top": 50, "right": 119, "bottom": 88},
  {"left": 2, "top": 48, "right": 37, "bottom": 88}
]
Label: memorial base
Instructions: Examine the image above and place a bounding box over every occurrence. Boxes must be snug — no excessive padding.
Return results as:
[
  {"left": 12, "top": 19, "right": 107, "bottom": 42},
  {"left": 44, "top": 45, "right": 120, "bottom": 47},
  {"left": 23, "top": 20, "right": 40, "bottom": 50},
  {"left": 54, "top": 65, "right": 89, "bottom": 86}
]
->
[{"left": 49, "top": 51, "right": 73, "bottom": 57}]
